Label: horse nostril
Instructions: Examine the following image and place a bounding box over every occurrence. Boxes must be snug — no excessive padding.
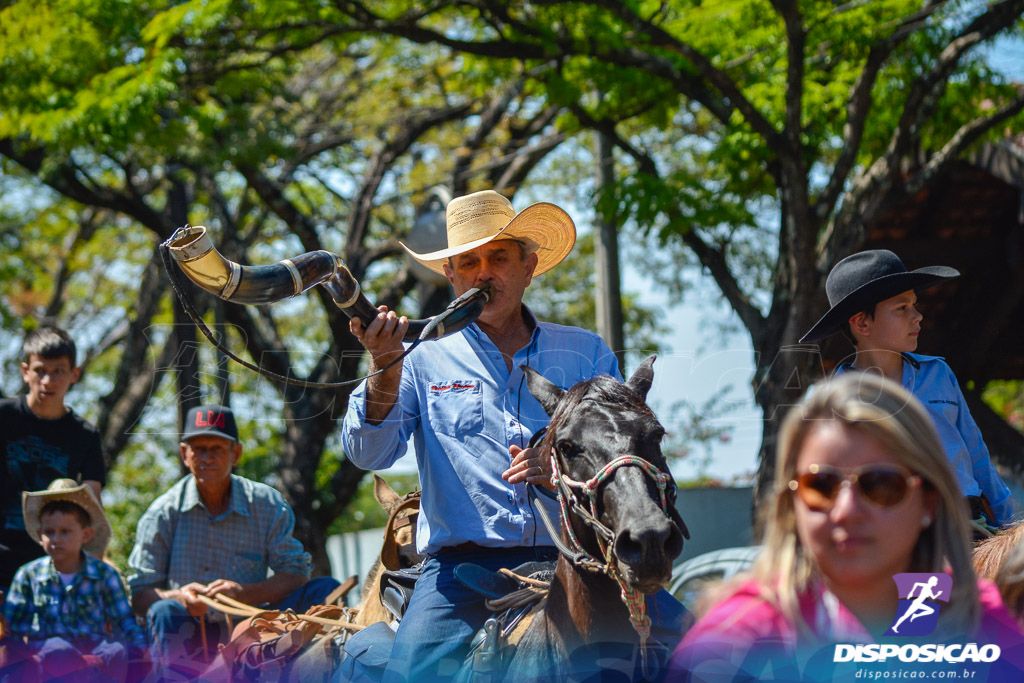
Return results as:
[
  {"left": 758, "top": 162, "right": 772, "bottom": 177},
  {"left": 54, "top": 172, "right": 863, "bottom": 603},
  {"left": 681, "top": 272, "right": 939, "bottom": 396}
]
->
[
  {"left": 614, "top": 523, "right": 680, "bottom": 566},
  {"left": 614, "top": 530, "right": 645, "bottom": 566}
]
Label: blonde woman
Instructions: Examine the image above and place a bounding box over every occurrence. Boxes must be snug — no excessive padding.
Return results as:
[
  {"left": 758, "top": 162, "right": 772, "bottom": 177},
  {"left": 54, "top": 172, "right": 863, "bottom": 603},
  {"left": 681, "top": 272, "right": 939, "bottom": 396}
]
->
[{"left": 669, "top": 373, "right": 1024, "bottom": 682}]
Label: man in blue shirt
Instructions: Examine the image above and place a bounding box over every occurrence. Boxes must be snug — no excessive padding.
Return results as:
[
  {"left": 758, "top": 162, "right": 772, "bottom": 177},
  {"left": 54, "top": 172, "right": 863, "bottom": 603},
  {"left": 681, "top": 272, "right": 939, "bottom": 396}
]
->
[{"left": 343, "top": 190, "right": 686, "bottom": 681}]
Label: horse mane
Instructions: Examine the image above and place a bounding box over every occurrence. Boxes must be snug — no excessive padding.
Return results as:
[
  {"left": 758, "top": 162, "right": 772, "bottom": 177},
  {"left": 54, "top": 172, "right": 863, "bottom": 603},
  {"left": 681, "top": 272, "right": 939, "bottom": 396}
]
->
[
  {"left": 354, "top": 557, "right": 391, "bottom": 626},
  {"left": 540, "top": 374, "right": 655, "bottom": 452},
  {"left": 973, "top": 521, "right": 1024, "bottom": 580}
]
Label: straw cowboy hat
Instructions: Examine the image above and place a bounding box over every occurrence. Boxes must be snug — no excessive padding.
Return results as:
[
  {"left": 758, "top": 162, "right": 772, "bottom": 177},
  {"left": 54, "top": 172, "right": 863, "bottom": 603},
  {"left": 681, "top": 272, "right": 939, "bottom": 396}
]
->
[
  {"left": 400, "top": 190, "right": 576, "bottom": 276},
  {"left": 800, "top": 250, "right": 959, "bottom": 343},
  {"left": 23, "top": 479, "right": 112, "bottom": 557}
]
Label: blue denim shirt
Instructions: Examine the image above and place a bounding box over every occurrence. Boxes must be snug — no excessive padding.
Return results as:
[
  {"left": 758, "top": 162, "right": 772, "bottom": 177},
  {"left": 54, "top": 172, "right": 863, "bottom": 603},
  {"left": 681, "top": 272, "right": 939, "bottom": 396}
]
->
[
  {"left": 835, "top": 353, "right": 1013, "bottom": 524},
  {"left": 342, "top": 308, "right": 621, "bottom": 555}
]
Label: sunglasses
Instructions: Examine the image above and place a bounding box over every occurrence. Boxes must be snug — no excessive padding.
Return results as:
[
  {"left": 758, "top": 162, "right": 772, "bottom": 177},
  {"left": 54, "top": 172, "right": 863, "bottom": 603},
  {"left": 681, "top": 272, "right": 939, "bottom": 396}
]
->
[{"left": 788, "top": 464, "right": 921, "bottom": 511}]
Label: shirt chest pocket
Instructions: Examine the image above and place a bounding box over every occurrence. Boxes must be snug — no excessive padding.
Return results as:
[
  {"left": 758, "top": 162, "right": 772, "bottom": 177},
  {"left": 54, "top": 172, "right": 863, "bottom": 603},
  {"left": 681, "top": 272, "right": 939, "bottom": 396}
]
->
[
  {"left": 39, "top": 592, "right": 62, "bottom": 618},
  {"left": 232, "top": 552, "right": 267, "bottom": 581},
  {"left": 425, "top": 380, "right": 484, "bottom": 437},
  {"left": 926, "top": 396, "right": 960, "bottom": 427},
  {"left": 73, "top": 589, "right": 105, "bottom": 623}
]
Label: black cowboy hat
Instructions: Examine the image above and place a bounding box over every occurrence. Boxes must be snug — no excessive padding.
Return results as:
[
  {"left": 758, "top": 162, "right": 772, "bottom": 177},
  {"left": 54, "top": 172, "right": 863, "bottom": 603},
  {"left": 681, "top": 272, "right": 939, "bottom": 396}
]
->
[{"left": 799, "top": 250, "right": 959, "bottom": 344}]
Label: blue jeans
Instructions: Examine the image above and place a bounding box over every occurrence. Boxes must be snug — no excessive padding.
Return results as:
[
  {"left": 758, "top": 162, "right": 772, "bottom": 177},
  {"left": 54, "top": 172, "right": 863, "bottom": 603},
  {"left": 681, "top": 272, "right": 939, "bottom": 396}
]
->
[
  {"left": 147, "top": 576, "right": 340, "bottom": 680},
  {"left": 381, "top": 546, "right": 688, "bottom": 683},
  {"left": 0, "top": 636, "right": 133, "bottom": 683}
]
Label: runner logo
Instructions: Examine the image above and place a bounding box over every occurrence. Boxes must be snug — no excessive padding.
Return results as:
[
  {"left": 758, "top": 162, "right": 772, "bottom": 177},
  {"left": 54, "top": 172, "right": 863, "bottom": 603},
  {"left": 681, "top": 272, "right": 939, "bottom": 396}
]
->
[
  {"left": 884, "top": 572, "right": 952, "bottom": 636},
  {"left": 834, "top": 572, "right": 1000, "bottom": 664}
]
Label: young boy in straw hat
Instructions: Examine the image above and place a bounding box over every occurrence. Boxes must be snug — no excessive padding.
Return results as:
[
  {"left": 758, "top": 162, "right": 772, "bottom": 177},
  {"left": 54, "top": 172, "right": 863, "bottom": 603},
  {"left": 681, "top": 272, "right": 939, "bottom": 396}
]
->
[
  {"left": 800, "top": 249, "right": 1013, "bottom": 534},
  {"left": 1, "top": 479, "right": 146, "bottom": 682}
]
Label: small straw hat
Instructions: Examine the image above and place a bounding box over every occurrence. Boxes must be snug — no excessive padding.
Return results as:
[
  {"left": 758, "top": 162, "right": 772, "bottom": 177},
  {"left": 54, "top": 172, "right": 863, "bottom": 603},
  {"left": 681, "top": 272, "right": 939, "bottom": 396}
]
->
[
  {"left": 400, "top": 190, "right": 576, "bottom": 276},
  {"left": 23, "top": 479, "right": 112, "bottom": 557}
]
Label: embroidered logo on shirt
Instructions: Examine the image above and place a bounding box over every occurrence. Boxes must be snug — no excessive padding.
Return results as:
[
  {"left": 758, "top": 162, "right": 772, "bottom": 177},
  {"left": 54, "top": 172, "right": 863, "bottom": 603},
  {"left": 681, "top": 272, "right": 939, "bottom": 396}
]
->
[
  {"left": 429, "top": 381, "right": 478, "bottom": 395},
  {"left": 928, "top": 399, "right": 958, "bottom": 407}
]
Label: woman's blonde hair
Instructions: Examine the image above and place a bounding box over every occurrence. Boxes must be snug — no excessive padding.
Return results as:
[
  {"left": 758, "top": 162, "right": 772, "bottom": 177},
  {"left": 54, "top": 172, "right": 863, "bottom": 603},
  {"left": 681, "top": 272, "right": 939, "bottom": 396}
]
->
[{"left": 753, "top": 372, "right": 978, "bottom": 634}]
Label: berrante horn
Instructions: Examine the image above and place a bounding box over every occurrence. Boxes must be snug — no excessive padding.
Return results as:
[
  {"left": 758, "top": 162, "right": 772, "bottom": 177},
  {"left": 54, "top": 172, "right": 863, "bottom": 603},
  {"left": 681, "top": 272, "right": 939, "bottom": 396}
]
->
[{"left": 164, "top": 225, "right": 492, "bottom": 342}]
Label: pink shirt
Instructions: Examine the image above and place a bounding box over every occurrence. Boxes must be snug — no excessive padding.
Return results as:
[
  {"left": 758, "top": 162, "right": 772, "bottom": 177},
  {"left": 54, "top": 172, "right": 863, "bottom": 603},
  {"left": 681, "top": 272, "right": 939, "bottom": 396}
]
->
[{"left": 669, "top": 578, "right": 1024, "bottom": 682}]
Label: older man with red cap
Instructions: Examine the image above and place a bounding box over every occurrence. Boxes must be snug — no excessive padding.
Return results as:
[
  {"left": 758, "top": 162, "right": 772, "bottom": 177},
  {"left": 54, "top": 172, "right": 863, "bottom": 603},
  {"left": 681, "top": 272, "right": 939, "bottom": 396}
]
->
[{"left": 128, "top": 404, "right": 339, "bottom": 680}]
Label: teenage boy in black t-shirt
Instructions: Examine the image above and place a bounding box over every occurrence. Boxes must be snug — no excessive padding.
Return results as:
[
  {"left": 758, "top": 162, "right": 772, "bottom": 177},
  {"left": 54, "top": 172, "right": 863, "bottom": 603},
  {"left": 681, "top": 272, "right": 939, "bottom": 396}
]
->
[{"left": 0, "top": 326, "right": 105, "bottom": 590}]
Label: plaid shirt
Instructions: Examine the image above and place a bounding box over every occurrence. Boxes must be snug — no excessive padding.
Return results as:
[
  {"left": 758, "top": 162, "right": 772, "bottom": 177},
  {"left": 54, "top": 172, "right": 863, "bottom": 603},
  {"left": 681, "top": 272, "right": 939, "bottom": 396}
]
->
[
  {"left": 127, "top": 474, "right": 310, "bottom": 618},
  {"left": 3, "top": 553, "right": 147, "bottom": 648}
]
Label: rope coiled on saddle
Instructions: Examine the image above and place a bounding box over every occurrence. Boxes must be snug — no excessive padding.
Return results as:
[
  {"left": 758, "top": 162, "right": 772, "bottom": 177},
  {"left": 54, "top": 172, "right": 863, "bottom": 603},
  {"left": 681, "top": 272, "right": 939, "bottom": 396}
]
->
[{"left": 483, "top": 569, "right": 551, "bottom": 612}]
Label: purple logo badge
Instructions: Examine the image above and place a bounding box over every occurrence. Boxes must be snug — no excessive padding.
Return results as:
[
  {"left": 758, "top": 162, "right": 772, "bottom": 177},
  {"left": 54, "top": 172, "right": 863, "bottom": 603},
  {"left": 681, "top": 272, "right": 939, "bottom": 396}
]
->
[{"left": 884, "top": 573, "right": 952, "bottom": 637}]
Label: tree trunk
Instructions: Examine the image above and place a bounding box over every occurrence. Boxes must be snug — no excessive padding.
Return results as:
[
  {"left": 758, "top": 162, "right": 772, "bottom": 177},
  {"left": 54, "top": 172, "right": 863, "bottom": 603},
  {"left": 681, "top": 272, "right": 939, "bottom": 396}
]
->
[{"left": 594, "top": 130, "right": 625, "bottom": 370}]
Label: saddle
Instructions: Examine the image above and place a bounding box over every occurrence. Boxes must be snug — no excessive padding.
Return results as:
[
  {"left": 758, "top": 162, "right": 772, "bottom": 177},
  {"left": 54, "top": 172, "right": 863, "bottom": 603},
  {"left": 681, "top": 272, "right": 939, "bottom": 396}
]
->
[
  {"left": 453, "top": 561, "right": 556, "bottom": 681},
  {"left": 379, "top": 565, "right": 423, "bottom": 622},
  {"left": 195, "top": 579, "right": 360, "bottom": 683}
]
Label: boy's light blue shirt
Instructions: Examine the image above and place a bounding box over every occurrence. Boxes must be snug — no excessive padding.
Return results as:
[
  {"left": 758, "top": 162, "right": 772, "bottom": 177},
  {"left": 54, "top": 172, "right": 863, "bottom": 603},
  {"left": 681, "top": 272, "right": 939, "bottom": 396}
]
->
[
  {"left": 835, "top": 353, "right": 1013, "bottom": 524},
  {"left": 342, "top": 307, "right": 621, "bottom": 555}
]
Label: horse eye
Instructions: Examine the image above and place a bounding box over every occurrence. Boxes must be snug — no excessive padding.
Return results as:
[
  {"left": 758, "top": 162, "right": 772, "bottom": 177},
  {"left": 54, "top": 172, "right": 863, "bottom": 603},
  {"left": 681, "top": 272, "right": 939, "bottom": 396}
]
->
[{"left": 556, "top": 440, "right": 576, "bottom": 457}]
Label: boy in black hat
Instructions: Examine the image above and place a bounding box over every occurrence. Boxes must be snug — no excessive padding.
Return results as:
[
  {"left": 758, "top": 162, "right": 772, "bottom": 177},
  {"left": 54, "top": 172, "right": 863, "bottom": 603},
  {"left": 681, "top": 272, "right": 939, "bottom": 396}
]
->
[{"left": 801, "top": 250, "right": 1012, "bottom": 534}]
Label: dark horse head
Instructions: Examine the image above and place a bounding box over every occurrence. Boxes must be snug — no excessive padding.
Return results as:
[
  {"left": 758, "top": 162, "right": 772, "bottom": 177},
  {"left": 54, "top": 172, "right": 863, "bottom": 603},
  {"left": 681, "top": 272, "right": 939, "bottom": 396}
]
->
[{"left": 525, "top": 355, "right": 688, "bottom": 594}]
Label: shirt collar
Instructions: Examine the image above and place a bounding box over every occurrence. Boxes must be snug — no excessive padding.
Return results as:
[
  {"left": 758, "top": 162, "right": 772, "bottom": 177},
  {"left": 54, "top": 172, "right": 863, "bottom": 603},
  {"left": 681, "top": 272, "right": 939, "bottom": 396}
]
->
[
  {"left": 81, "top": 553, "right": 102, "bottom": 579},
  {"left": 183, "top": 474, "right": 250, "bottom": 518},
  {"left": 900, "top": 352, "right": 919, "bottom": 388},
  {"left": 228, "top": 476, "right": 251, "bottom": 517},
  {"left": 42, "top": 552, "right": 97, "bottom": 583},
  {"left": 523, "top": 304, "right": 540, "bottom": 339},
  {"left": 466, "top": 304, "right": 540, "bottom": 341}
]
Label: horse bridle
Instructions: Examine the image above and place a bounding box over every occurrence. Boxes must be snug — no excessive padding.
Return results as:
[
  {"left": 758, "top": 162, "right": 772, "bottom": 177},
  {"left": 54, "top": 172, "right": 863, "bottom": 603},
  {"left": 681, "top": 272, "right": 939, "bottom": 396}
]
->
[
  {"left": 380, "top": 492, "right": 422, "bottom": 572},
  {"left": 527, "top": 426, "right": 677, "bottom": 663}
]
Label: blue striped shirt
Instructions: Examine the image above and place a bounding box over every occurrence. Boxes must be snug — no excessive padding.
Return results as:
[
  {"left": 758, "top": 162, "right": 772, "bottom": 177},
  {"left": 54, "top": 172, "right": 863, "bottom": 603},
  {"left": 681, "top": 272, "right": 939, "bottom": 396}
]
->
[
  {"left": 342, "top": 308, "right": 621, "bottom": 555},
  {"left": 127, "top": 474, "right": 311, "bottom": 602},
  {"left": 4, "top": 553, "right": 147, "bottom": 648}
]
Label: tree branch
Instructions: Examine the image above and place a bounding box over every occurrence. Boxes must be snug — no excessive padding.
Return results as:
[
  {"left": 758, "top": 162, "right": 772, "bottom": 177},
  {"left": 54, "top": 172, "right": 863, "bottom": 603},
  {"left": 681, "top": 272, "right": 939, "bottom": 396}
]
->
[
  {"left": 907, "top": 89, "right": 1024, "bottom": 196},
  {"left": 814, "top": 0, "right": 947, "bottom": 222},
  {"left": 570, "top": 0, "right": 783, "bottom": 151},
  {"left": 584, "top": 115, "right": 767, "bottom": 337},
  {"left": 0, "top": 141, "right": 174, "bottom": 237},
  {"left": 345, "top": 101, "right": 475, "bottom": 268},
  {"left": 43, "top": 210, "right": 102, "bottom": 319},
  {"left": 884, "top": 0, "right": 1024, "bottom": 177}
]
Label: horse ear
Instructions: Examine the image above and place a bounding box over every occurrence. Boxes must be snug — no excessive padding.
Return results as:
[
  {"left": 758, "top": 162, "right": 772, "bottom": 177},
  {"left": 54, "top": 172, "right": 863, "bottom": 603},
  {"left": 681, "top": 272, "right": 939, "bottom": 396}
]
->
[
  {"left": 523, "top": 365, "right": 565, "bottom": 417},
  {"left": 625, "top": 354, "right": 657, "bottom": 401},
  {"left": 373, "top": 474, "right": 403, "bottom": 514}
]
